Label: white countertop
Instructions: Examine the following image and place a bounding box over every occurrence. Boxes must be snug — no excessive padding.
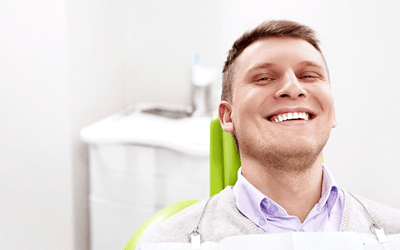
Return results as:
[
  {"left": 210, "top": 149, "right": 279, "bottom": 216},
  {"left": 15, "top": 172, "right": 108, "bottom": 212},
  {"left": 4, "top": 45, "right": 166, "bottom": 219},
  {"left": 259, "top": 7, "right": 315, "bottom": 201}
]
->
[{"left": 80, "top": 111, "right": 211, "bottom": 157}]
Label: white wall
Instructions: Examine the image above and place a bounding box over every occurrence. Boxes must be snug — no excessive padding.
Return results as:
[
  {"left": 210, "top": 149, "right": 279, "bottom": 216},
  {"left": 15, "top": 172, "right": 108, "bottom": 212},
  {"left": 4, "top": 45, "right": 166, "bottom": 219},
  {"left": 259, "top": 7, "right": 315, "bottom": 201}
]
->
[
  {"left": 0, "top": 0, "right": 128, "bottom": 249},
  {"left": 0, "top": 1, "right": 73, "bottom": 249},
  {"left": 125, "top": 0, "right": 223, "bottom": 107},
  {"left": 222, "top": 0, "right": 400, "bottom": 209}
]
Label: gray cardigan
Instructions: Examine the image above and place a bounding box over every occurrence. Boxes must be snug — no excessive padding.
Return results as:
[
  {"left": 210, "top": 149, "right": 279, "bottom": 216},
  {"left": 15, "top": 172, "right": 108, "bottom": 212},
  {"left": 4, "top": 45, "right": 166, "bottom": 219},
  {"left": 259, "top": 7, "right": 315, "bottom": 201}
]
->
[{"left": 136, "top": 187, "right": 400, "bottom": 250}]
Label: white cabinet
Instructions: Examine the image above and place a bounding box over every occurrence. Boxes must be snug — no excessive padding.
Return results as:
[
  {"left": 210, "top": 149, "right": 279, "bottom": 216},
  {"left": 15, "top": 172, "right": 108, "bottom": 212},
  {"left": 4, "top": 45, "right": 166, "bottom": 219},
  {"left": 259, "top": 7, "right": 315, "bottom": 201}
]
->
[{"left": 81, "top": 112, "right": 210, "bottom": 250}]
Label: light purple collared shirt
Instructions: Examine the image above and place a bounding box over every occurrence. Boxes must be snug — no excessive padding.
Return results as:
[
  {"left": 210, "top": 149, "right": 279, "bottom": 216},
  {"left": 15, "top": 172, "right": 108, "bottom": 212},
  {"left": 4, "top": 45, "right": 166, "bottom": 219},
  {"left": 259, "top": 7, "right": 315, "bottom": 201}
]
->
[{"left": 232, "top": 164, "right": 344, "bottom": 233}]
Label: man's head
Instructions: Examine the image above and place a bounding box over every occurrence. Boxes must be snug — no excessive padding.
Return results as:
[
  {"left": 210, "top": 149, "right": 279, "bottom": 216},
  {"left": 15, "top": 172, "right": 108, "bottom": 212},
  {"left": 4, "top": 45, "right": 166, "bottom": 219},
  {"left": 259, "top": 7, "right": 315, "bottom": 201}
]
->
[
  {"left": 218, "top": 20, "right": 336, "bottom": 171},
  {"left": 222, "top": 20, "right": 326, "bottom": 102}
]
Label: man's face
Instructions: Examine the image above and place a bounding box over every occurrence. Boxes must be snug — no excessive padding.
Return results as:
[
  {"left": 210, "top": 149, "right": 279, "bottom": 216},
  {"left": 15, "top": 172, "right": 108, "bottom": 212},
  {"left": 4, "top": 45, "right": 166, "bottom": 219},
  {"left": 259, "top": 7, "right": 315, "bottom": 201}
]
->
[{"left": 219, "top": 37, "right": 336, "bottom": 163}]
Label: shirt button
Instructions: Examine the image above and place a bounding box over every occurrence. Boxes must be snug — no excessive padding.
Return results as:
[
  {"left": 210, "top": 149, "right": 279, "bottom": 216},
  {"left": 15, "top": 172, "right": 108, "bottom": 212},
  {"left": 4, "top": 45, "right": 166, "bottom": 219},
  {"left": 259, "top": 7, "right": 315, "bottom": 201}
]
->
[
  {"left": 299, "top": 228, "right": 305, "bottom": 232},
  {"left": 259, "top": 218, "right": 266, "bottom": 226},
  {"left": 270, "top": 205, "right": 279, "bottom": 215}
]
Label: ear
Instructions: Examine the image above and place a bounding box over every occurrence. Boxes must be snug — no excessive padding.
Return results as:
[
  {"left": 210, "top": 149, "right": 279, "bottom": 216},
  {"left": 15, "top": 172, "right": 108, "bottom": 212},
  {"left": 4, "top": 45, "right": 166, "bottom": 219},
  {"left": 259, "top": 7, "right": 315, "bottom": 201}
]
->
[{"left": 218, "top": 101, "right": 235, "bottom": 133}]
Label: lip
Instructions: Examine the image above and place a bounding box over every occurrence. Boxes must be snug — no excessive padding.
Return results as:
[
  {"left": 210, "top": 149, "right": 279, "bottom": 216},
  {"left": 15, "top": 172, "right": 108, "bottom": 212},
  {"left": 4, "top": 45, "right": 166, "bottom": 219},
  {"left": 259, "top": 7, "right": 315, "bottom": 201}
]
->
[{"left": 265, "top": 107, "right": 316, "bottom": 121}]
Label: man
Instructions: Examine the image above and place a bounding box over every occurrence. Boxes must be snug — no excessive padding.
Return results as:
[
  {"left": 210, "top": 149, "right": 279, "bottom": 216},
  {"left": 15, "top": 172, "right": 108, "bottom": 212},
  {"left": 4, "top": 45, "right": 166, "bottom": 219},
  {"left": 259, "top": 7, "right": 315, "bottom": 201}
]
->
[{"left": 136, "top": 20, "right": 400, "bottom": 249}]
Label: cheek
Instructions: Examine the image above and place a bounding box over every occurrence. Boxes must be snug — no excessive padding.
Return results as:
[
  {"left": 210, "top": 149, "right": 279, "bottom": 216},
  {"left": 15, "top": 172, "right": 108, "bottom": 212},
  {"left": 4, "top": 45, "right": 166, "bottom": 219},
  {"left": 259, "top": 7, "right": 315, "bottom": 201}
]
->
[
  {"left": 319, "top": 92, "right": 336, "bottom": 127},
  {"left": 311, "top": 85, "right": 334, "bottom": 109},
  {"left": 234, "top": 86, "right": 267, "bottom": 114}
]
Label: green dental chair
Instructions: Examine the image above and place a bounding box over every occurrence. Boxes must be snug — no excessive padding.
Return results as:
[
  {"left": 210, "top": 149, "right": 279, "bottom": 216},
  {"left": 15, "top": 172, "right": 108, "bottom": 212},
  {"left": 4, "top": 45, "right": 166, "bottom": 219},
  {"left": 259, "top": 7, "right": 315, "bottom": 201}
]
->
[{"left": 123, "top": 117, "right": 241, "bottom": 250}]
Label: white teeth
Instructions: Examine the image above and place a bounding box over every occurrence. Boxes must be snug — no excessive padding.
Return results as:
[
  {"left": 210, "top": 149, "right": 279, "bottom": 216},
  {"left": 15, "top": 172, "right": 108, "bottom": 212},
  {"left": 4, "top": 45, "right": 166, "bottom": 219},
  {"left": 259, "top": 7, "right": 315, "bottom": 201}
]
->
[{"left": 271, "top": 112, "right": 311, "bottom": 123}]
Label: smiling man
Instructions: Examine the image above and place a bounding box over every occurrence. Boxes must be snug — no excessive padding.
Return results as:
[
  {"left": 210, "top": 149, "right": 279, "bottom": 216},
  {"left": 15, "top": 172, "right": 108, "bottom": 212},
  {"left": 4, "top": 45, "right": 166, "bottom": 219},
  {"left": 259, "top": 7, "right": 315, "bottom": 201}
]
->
[{"left": 135, "top": 20, "right": 400, "bottom": 249}]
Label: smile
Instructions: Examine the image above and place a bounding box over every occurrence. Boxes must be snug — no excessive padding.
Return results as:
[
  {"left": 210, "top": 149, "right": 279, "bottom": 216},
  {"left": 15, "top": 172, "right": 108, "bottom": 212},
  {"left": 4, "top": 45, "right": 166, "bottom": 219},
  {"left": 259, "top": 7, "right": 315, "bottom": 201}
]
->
[{"left": 268, "top": 112, "right": 311, "bottom": 123}]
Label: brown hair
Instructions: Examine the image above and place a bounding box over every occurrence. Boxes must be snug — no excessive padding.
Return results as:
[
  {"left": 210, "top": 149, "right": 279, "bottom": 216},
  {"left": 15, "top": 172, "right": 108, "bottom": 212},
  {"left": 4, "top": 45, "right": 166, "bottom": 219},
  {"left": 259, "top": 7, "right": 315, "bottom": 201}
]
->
[
  {"left": 222, "top": 20, "right": 323, "bottom": 102},
  {"left": 221, "top": 20, "right": 325, "bottom": 152}
]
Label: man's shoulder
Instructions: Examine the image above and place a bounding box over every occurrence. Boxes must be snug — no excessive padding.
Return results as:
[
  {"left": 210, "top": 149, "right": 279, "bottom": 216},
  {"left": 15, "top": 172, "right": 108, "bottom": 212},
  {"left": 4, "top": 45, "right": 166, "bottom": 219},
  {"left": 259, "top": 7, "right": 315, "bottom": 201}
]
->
[
  {"left": 136, "top": 193, "right": 220, "bottom": 247},
  {"left": 343, "top": 190, "right": 400, "bottom": 234},
  {"left": 135, "top": 187, "right": 261, "bottom": 249},
  {"left": 357, "top": 195, "right": 400, "bottom": 234}
]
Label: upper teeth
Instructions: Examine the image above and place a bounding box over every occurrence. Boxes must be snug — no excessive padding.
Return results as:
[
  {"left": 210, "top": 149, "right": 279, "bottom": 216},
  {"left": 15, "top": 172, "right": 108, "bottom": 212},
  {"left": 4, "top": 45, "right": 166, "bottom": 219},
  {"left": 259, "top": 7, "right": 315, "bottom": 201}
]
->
[{"left": 273, "top": 112, "right": 309, "bottom": 122}]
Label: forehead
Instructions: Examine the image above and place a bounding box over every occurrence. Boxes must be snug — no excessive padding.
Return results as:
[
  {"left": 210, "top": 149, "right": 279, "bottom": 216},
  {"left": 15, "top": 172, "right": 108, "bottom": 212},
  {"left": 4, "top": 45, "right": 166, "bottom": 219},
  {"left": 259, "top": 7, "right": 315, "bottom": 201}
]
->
[{"left": 236, "top": 37, "right": 326, "bottom": 76}]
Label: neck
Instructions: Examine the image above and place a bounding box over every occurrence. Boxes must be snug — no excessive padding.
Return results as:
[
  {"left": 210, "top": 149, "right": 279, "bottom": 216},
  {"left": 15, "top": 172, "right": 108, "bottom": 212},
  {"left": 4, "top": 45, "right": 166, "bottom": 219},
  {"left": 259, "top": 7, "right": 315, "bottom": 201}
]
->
[{"left": 241, "top": 153, "right": 323, "bottom": 223}]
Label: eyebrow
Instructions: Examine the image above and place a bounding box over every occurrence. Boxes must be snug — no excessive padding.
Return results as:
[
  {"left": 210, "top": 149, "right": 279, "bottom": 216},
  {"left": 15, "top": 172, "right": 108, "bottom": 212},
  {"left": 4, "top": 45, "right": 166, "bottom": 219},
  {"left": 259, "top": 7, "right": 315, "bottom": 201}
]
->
[
  {"left": 246, "top": 62, "right": 276, "bottom": 74},
  {"left": 298, "top": 60, "right": 325, "bottom": 70},
  {"left": 246, "top": 60, "right": 325, "bottom": 75}
]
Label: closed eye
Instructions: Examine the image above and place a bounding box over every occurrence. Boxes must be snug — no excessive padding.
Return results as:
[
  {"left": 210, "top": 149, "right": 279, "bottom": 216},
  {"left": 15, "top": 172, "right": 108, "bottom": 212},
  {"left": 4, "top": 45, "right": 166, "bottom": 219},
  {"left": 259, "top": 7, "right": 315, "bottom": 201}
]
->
[
  {"left": 258, "top": 77, "right": 273, "bottom": 81},
  {"left": 254, "top": 77, "right": 275, "bottom": 85},
  {"left": 300, "top": 73, "right": 321, "bottom": 80}
]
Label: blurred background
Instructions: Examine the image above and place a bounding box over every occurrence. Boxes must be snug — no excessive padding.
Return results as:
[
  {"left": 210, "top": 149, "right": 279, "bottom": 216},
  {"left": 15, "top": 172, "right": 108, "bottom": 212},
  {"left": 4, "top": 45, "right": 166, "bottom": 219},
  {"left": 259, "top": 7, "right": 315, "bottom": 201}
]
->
[{"left": 0, "top": 0, "right": 399, "bottom": 249}]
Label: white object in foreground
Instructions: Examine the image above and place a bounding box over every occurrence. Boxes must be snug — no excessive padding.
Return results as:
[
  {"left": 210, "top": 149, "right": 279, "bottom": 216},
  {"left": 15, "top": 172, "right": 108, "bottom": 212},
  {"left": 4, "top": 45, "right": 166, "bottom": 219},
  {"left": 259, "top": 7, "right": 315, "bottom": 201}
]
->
[{"left": 142, "top": 232, "right": 400, "bottom": 250}]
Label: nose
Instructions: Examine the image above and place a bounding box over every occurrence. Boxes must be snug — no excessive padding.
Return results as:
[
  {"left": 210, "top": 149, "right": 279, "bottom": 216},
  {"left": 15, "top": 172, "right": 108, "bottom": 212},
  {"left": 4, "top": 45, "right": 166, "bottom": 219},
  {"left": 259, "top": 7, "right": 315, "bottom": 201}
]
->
[{"left": 274, "top": 72, "right": 307, "bottom": 100}]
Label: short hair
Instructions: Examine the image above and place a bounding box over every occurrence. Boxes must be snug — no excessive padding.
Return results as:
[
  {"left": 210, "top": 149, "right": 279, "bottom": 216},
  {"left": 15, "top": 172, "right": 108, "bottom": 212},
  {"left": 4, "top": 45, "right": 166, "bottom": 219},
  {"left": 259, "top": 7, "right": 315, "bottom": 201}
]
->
[
  {"left": 222, "top": 20, "right": 323, "bottom": 102},
  {"left": 221, "top": 20, "right": 325, "bottom": 152}
]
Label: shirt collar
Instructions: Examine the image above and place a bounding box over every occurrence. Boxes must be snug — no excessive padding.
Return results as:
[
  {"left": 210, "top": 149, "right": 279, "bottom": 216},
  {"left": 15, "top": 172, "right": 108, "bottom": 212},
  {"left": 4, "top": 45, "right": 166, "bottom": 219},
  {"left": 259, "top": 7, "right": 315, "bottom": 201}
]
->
[
  {"left": 232, "top": 167, "right": 267, "bottom": 224},
  {"left": 318, "top": 164, "right": 340, "bottom": 215},
  {"left": 232, "top": 164, "right": 340, "bottom": 221}
]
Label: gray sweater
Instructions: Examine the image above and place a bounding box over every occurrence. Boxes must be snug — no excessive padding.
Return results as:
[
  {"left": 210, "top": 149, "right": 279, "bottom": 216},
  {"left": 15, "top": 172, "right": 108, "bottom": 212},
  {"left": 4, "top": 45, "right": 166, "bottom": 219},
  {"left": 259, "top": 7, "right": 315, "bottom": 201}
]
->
[{"left": 136, "top": 187, "right": 400, "bottom": 250}]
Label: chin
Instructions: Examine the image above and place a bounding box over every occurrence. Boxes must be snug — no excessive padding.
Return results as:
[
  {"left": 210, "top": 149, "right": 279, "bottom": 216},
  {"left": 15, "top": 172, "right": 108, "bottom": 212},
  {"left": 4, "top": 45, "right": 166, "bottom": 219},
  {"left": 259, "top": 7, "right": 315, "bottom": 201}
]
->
[{"left": 244, "top": 139, "right": 325, "bottom": 171}]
